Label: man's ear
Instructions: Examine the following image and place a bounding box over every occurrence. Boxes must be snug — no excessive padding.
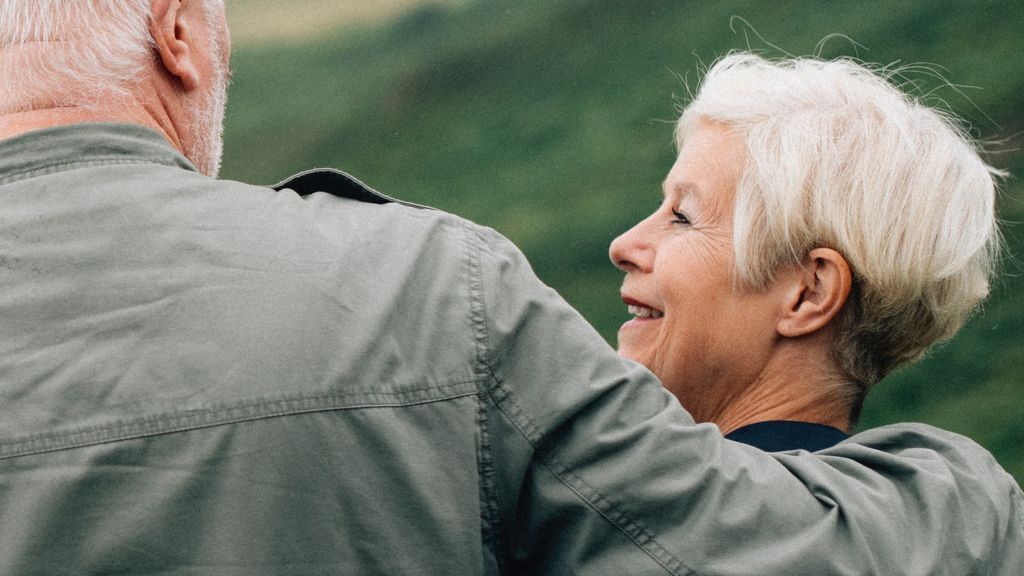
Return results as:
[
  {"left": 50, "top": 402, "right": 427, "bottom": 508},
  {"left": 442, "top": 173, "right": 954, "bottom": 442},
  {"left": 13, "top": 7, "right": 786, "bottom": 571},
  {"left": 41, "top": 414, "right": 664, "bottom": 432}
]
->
[
  {"left": 150, "top": 0, "right": 200, "bottom": 91},
  {"left": 777, "top": 248, "right": 852, "bottom": 338}
]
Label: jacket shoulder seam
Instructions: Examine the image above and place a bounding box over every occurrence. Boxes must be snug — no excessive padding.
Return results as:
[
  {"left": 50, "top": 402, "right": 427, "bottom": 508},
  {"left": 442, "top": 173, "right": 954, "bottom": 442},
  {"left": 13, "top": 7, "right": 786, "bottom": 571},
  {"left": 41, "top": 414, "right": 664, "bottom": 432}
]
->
[{"left": 461, "top": 220, "right": 506, "bottom": 568}]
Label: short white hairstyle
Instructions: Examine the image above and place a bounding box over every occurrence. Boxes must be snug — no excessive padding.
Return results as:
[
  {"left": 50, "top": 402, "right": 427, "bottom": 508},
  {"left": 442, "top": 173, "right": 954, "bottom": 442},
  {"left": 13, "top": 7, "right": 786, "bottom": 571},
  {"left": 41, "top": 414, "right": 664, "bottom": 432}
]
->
[
  {"left": 0, "top": 0, "right": 224, "bottom": 113},
  {"left": 677, "top": 54, "right": 1001, "bottom": 408}
]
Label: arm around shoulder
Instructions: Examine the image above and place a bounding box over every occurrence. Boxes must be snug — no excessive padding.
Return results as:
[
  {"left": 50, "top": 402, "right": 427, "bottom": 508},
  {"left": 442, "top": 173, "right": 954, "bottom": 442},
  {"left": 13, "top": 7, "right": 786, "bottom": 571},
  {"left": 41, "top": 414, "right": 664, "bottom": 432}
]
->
[{"left": 466, "top": 224, "right": 1022, "bottom": 575}]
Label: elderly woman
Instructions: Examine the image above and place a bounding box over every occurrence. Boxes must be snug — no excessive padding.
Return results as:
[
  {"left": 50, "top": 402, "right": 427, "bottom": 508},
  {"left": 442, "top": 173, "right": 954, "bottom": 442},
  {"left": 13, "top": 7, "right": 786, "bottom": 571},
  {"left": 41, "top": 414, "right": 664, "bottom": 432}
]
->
[{"left": 610, "top": 53, "right": 1000, "bottom": 452}]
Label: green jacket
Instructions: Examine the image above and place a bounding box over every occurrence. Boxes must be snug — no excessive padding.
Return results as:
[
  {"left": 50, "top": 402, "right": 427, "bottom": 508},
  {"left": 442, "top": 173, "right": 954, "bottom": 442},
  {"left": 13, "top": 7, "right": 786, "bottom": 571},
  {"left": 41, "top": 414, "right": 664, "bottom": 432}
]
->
[{"left": 0, "top": 123, "right": 1021, "bottom": 575}]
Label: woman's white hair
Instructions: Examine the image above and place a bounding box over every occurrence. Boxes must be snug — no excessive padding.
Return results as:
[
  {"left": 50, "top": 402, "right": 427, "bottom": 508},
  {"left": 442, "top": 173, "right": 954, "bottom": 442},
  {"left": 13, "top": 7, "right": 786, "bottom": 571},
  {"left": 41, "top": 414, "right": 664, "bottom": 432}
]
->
[
  {"left": 677, "top": 53, "right": 1001, "bottom": 412},
  {"left": 0, "top": 0, "right": 223, "bottom": 113}
]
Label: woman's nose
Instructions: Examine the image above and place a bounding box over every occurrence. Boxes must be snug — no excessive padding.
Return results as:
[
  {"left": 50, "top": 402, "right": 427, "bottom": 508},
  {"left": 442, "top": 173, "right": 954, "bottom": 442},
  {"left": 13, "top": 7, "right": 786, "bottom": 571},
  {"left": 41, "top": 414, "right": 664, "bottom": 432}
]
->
[{"left": 609, "top": 219, "right": 654, "bottom": 273}]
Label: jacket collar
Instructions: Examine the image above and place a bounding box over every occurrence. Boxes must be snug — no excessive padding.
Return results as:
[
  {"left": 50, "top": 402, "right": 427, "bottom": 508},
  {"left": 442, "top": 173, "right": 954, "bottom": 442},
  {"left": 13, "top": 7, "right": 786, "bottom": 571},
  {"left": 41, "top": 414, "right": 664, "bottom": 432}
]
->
[{"left": 0, "top": 122, "right": 196, "bottom": 185}]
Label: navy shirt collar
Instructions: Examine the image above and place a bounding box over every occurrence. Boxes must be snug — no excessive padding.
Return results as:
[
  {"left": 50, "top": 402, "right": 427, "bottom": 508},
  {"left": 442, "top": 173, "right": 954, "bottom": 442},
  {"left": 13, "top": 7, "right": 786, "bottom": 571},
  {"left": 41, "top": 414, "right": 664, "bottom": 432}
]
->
[{"left": 725, "top": 420, "right": 849, "bottom": 452}]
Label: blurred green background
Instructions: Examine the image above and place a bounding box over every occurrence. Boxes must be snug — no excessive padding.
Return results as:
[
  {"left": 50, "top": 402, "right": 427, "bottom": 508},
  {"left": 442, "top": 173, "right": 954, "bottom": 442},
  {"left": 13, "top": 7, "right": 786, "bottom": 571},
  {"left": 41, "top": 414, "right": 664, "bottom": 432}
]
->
[{"left": 221, "top": 0, "right": 1023, "bottom": 481}]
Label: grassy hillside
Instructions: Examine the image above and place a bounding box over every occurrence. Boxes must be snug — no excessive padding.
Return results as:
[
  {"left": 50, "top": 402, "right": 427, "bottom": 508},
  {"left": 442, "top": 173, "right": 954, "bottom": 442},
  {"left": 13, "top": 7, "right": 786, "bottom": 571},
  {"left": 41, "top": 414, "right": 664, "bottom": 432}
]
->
[
  {"left": 221, "top": 0, "right": 1024, "bottom": 480},
  {"left": 225, "top": 0, "right": 469, "bottom": 46}
]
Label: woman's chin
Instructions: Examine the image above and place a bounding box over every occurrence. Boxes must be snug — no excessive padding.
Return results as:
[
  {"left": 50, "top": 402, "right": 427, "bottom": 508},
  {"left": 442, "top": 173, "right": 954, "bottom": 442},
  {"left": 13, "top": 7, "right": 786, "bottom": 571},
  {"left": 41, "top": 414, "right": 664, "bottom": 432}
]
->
[{"left": 616, "top": 318, "right": 662, "bottom": 363}]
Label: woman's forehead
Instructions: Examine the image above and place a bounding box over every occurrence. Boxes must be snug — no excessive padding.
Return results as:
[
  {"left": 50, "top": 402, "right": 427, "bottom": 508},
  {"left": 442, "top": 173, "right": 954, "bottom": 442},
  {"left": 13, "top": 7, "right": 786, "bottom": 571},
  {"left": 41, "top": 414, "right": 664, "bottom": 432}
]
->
[{"left": 663, "top": 127, "right": 745, "bottom": 215}]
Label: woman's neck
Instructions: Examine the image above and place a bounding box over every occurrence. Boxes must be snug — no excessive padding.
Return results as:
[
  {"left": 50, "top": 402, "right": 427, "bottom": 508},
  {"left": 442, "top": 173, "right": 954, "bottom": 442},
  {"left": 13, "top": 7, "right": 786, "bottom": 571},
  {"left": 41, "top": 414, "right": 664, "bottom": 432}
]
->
[{"left": 711, "top": 342, "right": 855, "bottom": 435}]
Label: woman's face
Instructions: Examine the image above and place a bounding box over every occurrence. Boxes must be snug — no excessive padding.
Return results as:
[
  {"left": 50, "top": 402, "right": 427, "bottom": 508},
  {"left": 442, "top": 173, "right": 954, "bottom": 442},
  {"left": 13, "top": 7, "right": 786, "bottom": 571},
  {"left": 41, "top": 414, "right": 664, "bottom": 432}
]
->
[{"left": 609, "top": 123, "right": 787, "bottom": 421}]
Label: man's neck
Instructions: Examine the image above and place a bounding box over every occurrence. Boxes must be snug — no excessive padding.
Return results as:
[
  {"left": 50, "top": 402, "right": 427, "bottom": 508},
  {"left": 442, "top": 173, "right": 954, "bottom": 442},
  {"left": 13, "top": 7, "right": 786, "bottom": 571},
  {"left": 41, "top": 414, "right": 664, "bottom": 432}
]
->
[
  {"left": 1, "top": 107, "right": 106, "bottom": 141},
  {"left": 0, "top": 104, "right": 169, "bottom": 144},
  {"left": 0, "top": 65, "right": 184, "bottom": 152}
]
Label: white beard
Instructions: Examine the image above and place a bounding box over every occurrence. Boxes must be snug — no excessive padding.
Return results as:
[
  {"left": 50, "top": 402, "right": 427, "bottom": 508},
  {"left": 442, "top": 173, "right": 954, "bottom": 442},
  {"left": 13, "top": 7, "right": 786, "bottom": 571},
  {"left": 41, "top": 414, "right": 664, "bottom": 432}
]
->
[{"left": 180, "top": 29, "right": 229, "bottom": 178}]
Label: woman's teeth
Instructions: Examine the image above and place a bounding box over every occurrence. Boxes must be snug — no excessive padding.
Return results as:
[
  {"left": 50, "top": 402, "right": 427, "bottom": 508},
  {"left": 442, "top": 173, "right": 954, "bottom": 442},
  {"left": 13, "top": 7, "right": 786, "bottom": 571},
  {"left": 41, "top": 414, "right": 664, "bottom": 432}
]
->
[{"left": 628, "top": 304, "right": 664, "bottom": 319}]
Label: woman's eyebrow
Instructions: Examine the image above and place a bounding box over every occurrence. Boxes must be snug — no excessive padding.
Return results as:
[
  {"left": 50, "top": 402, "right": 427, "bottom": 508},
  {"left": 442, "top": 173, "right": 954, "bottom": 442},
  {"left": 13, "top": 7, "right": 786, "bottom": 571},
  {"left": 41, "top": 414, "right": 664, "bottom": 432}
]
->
[{"left": 662, "top": 181, "right": 700, "bottom": 201}]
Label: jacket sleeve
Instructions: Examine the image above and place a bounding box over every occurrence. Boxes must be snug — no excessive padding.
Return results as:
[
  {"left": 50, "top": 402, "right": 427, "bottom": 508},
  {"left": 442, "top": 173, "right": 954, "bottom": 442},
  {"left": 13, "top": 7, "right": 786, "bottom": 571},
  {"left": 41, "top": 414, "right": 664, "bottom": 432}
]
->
[{"left": 468, "top": 223, "right": 1024, "bottom": 576}]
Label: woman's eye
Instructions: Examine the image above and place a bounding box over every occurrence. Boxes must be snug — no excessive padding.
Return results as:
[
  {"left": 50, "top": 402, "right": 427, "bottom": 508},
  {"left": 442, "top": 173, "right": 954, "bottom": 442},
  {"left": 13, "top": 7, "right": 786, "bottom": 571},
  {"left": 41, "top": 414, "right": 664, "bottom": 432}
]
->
[{"left": 671, "top": 209, "right": 690, "bottom": 225}]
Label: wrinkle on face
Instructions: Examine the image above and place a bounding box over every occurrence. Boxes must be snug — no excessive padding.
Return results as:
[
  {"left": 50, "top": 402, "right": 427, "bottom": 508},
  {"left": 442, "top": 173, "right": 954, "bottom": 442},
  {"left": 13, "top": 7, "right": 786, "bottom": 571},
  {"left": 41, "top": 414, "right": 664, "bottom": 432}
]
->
[{"left": 611, "top": 123, "right": 783, "bottom": 423}]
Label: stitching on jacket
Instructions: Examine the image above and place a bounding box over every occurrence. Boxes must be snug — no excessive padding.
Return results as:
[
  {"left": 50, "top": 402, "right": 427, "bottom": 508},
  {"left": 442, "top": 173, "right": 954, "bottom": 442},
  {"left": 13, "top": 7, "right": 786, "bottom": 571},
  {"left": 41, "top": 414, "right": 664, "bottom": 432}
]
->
[
  {"left": 468, "top": 224, "right": 694, "bottom": 576},
  {"left": 538, "top": 454, "right": 696, "bottom": 576},
  {"left": 463, "top": 221, "right": 495, "bottom": 392},
  {"left": 463, "top": 219, "right": 504, "bottom": 570},
  {"left": 1017, "top": 486, "right": 1024, "bottom": 534},
  {"left": 488, "top": 380, "right": 696, "bottom": 576},
  {"left": 476, "top": 392, "right": 502, "bottom": 568},
  {"left": 0, "top": 158, "right": 182, "bottom": 186},
  {"left": 0, "top": 381, "right": 478, "bottom": 460}
]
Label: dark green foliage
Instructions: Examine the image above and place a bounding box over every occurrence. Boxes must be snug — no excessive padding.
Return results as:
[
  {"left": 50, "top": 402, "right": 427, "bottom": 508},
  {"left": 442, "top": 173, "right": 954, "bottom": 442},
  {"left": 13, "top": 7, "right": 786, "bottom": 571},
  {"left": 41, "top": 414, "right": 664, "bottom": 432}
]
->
[{"left": 222, "top": 0, "right": 1024, "bottom": 481}]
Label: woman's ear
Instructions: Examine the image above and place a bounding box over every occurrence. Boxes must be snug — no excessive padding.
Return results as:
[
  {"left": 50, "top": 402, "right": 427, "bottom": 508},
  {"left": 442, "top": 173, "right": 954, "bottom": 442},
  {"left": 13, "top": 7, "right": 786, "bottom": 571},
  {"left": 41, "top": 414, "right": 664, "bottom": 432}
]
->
[
  {"left": 149, "top": 0, "right": 200, "bottom": 91},
  {"left": 777, "top": 248, "right": 852, "bottom": 338}
]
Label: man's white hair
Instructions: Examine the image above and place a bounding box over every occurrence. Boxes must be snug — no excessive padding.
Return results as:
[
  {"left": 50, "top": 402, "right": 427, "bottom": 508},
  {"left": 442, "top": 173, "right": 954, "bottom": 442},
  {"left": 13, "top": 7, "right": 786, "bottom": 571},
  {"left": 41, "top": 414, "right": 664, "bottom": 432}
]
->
[
  {"left": 0, "top": 0, "right": 223, "bottom": 113},
  {"left": 677, "top": 54, "right": 1001, "bottom": 412}
]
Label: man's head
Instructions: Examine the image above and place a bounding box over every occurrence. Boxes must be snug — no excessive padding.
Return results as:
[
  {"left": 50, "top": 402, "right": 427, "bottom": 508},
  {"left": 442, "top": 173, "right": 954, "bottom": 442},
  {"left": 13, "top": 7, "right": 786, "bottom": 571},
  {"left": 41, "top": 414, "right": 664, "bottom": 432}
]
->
[
  {"left": 676, "top": 54, "right": 1001, "bottom": 402},
  {"left": 0, "top": 0, "right": 230, "bottom": 176}
]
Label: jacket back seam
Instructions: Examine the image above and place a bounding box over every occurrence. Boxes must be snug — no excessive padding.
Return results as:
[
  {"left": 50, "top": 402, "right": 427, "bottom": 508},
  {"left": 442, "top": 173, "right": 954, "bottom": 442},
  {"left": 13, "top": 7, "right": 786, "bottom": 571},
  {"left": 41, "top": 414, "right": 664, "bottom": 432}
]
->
[{"left": 0, "top": 381, "right": 478, "bottom": 460}]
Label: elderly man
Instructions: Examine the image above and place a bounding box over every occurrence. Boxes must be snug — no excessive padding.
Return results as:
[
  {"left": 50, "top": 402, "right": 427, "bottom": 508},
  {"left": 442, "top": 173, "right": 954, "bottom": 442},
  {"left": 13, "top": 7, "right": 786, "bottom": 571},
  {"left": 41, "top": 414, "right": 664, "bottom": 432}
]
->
[{"left": 0, "top": 1, "right": 1021, "bottom": 574}]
